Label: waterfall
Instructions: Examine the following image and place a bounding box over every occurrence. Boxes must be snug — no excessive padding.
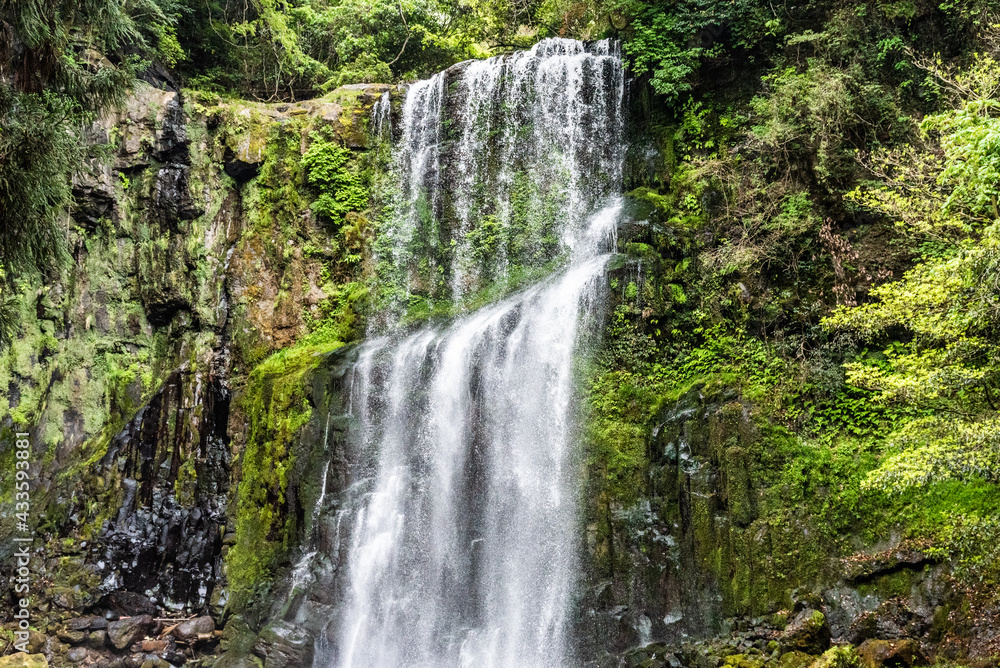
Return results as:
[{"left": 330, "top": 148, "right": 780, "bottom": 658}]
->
[
  {"left": 383, "top": 38, "right": 624, "bottom": 306},
  {"left": 320, "top": 38, "right": 625, "bottom": 668},
  {"left": 371, "top": 91, "right": 392, "bottom": 140}
]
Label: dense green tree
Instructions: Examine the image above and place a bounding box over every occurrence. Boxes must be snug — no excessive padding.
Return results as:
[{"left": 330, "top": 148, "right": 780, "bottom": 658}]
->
[
  {"left": 825, "top": 54, "right": 1000, "bottom": 493},
  {"left": 0, "top": 0, "right": 174, "bottom": 345}
]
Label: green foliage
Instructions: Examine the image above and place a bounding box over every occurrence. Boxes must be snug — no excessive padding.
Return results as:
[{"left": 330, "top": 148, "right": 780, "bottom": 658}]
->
[
  {"left": 864, "top": 416, "right": 1000, "bottom": 492},
  {"left": 0, "top": 0, "right": 172, "bottom": 346},
  {"left": 302, "top": 128, "right": 368, "bottom": 225},
  {"left": 607, "top": 0, "right": 776, "bottom": 102},
  {"left": 751, "top": 59, "right": 897, "bottom": 185},
  {"left": 921, "top": 57, "right": 1000, "bottom": 220},
  {"left": 585, "top": 369, "right": 659, "bottom": 506},
  {"left": 172, "top": 0, "right": 533, "bottom": 98}
]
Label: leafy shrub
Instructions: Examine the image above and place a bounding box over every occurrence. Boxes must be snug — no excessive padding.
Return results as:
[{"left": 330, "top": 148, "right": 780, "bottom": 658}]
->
[{"left": 302, "top": 129, "right": 369, "bottom": 225}]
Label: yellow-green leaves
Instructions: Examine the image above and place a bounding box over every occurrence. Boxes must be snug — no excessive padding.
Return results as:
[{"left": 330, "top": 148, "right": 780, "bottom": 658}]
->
[{"left": 863, "top": 417, "right": 1000, "bottom": 492}]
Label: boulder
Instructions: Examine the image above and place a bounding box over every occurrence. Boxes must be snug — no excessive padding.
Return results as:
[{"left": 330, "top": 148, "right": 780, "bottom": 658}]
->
[
  {"left": 213, "top": 653, "right": 264, "bottom": 668},
  {"left": 780, "top": 609, "right": 831, "bottom": 655},
  {"left": 66, "top": 647, "right": 89, "bottom": 663},
  {"left": 857, "top": 639, "right": 928, "bottom": 668},
  {"left": 65, "top": 616, "right": 101, "bottom": 631},
  {"left": 107, "top": 614, "right": 155, "bottom": 650},
  {"left": 0, "top": 655, "right": 48, "bottom": 668},
  {"left": 104, "top": 591, "right": 157, "bottom": 617},
  {"left": 57, "top": 628, "right": 87, "bottom": 644},
  {"left": 170, "top": 615, "right": 215, "bottom": 641},
  {"left": 812, "top": 647, "right": 862, "bottom": 668},
  {"left": 253, "top": 621, "right": 312, "bottom": 668},
  {"left": 779, "top": 651, "right": 815, "bottom": 668},
  {"left": 25, "top": 631, "right": 46, "bottom": 654},
  {"left": 139, "top": 659, "right": 171, "bottom": 668},
  {"left": 88, "top": 630, "right": 107, "bottom": 649}
]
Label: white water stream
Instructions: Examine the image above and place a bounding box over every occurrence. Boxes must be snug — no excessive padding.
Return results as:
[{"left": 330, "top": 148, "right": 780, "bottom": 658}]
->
[{"left": 319, "top": 38, "right": 626, "bottom": 668}]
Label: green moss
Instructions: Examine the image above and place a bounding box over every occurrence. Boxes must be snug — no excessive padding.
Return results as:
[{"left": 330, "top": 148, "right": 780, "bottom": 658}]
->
[{"left": 226, "top": 328, "right": 344, "bottom": 610}]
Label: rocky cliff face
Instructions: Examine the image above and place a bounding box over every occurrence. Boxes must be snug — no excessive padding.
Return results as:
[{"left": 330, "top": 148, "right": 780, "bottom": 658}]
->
[
  {"left": 576, "top": 383, "right": 979, "bottom": 666},
  {"left": 0, "top": 80, "right": 395, "bottom": 667}
]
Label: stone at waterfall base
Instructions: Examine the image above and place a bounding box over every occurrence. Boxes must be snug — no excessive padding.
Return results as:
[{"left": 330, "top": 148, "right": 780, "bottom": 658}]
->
[
  {"left": 780, "top": 609, "right": 831, "bottom": 655},
  {"left": 857, "top": 639, "right": 927, "bottom": 668},
  {"left": 0, "top": 655, "right": 48, "bottom": 668},
  {"left": 107, "top": 614, "right": 156, "bottom": 650},
  {"left": 253, "top": 621, "right": 312, "bottom": 668}
]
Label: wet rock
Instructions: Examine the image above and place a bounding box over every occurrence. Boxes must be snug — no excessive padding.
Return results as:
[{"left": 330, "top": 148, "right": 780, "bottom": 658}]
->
[
  {"left": 97, "top": 372, "right": 229, "bottom": 609},
  {"left": 171, "top": 615, "right": 215, "bottom": 640},
  {"left": 812, "top": 646, "right": 863, "bottom": 668},
  {"left": 57, "top": 628, "right": 88, "bottom": 644},
  {"left": 779, "top": 651, "right": 815, "bottom": 668},
  {"left": 723, "top": 654, "right": 765, "bottom": 668},
  {"left": 67, "top": 647, "right": 89, "bottom": 663},
  {"left": 89, "top": 630, "right": 108, "bottom": 649},
  {"left": 162, "top": 650, "right": 187, "bottom": 665},
  {"left": 92, "top": 659, "right": 130, "bottom": 668},
  {"left": 51, "top": 586, "right": 78, "bottom": 609},
  {"left": 0, "top": 655, "right": 48, "bottom": 668},
  {"left": 856, "top": 639, "right": 927, "bottom": 668},
  {"left": 139, "top": 659, "right": 171, "bottom": 668},
  {"left": 849, "top": 612, "right": 879, "bottom": 644},
  {"left": 105, "top": 591, "right": 158, "bottom": 617},
  {"left": 253, "top": 621, "right": 312, "bottom": 668},
  {"left": 214, "top": 653, "right": 264, "bottom": 668},
  {"left": 154, "top": 163, "right": 201, "bottom": 225},
  {"left": 70, "top": 170, "right": 116, "bottom": 227},
  {"left": 780, "top": 609, "right": 831, "bottom": 655},
  {"left": 26, "top": 630, "right": 46, "bottom": 654},
  {"left": 152, "top": 97, "right": 190, "bottom": 164},
  {"left": 108, "top": 615, "right": 156, "bottom": 650},
  {"left": 66, "top": 616, "right": 102, "bottom": 631}
]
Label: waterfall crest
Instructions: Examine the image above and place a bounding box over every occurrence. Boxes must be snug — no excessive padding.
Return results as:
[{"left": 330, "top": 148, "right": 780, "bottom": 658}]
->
[
  {"left": 319, "top": 38, "right": 626, "bottom": 668},
  {"left": 383, "top": 38, "right": 624, "bottom": 307}
]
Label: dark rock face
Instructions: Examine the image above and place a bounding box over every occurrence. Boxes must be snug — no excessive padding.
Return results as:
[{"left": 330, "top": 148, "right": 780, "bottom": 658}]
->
[
  {"left": 67, "top": 646, "right": 89, "bottom": 662},
  {"left": 253, "top": 621, "right": 313, "bottom": 668},
  {"left": 780, "top": 609, "right": 831, "bottom": 655},
  {"left": 88, "top": 630, "right": 107, "bottom": 649},
  {"left": 107, "top": 615, "right": 155, "bottom": 650},
  {"left": 848, "top": 600, "right": 926, "bottom": 645},
  {"left": 857, "top": 639, "right": 928, "bottom": 668},
  {"left": 576, "top": 385, "right": 749, "bottom": 655},
  {"left": 223, "top": 147, "right": 261, "bottom": 183},
  {"left": 171, "top": 615, "right": 216, "bottom": 640},
  {"left": 104, "top": 592, "right": 158, "bottom": 618},
  {"left": 97, "top": 367, "right": 231, "bottom": 611},
  {"left": 154, "top": 163, "right": 202, "bottom": 226}
]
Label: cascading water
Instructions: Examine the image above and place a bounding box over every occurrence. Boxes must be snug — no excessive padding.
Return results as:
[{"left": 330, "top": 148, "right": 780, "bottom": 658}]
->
[
  {"left": 384, "top": 38, "right": 624, "bottom": 305},
  {"left": 316, "top": 38, "right": 626, "bottom": 667}
]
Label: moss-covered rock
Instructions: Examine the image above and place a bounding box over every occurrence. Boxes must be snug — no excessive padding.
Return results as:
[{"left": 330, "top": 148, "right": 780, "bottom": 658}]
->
[
  {"left": 0, "top": 655, "right": 49, "bottom": 668},
  {"left": 781, "top": 609, "right": 831, "bottom": 655},
  {"left": 856, "top": 640, "right": 927, "bottom": 668}
]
